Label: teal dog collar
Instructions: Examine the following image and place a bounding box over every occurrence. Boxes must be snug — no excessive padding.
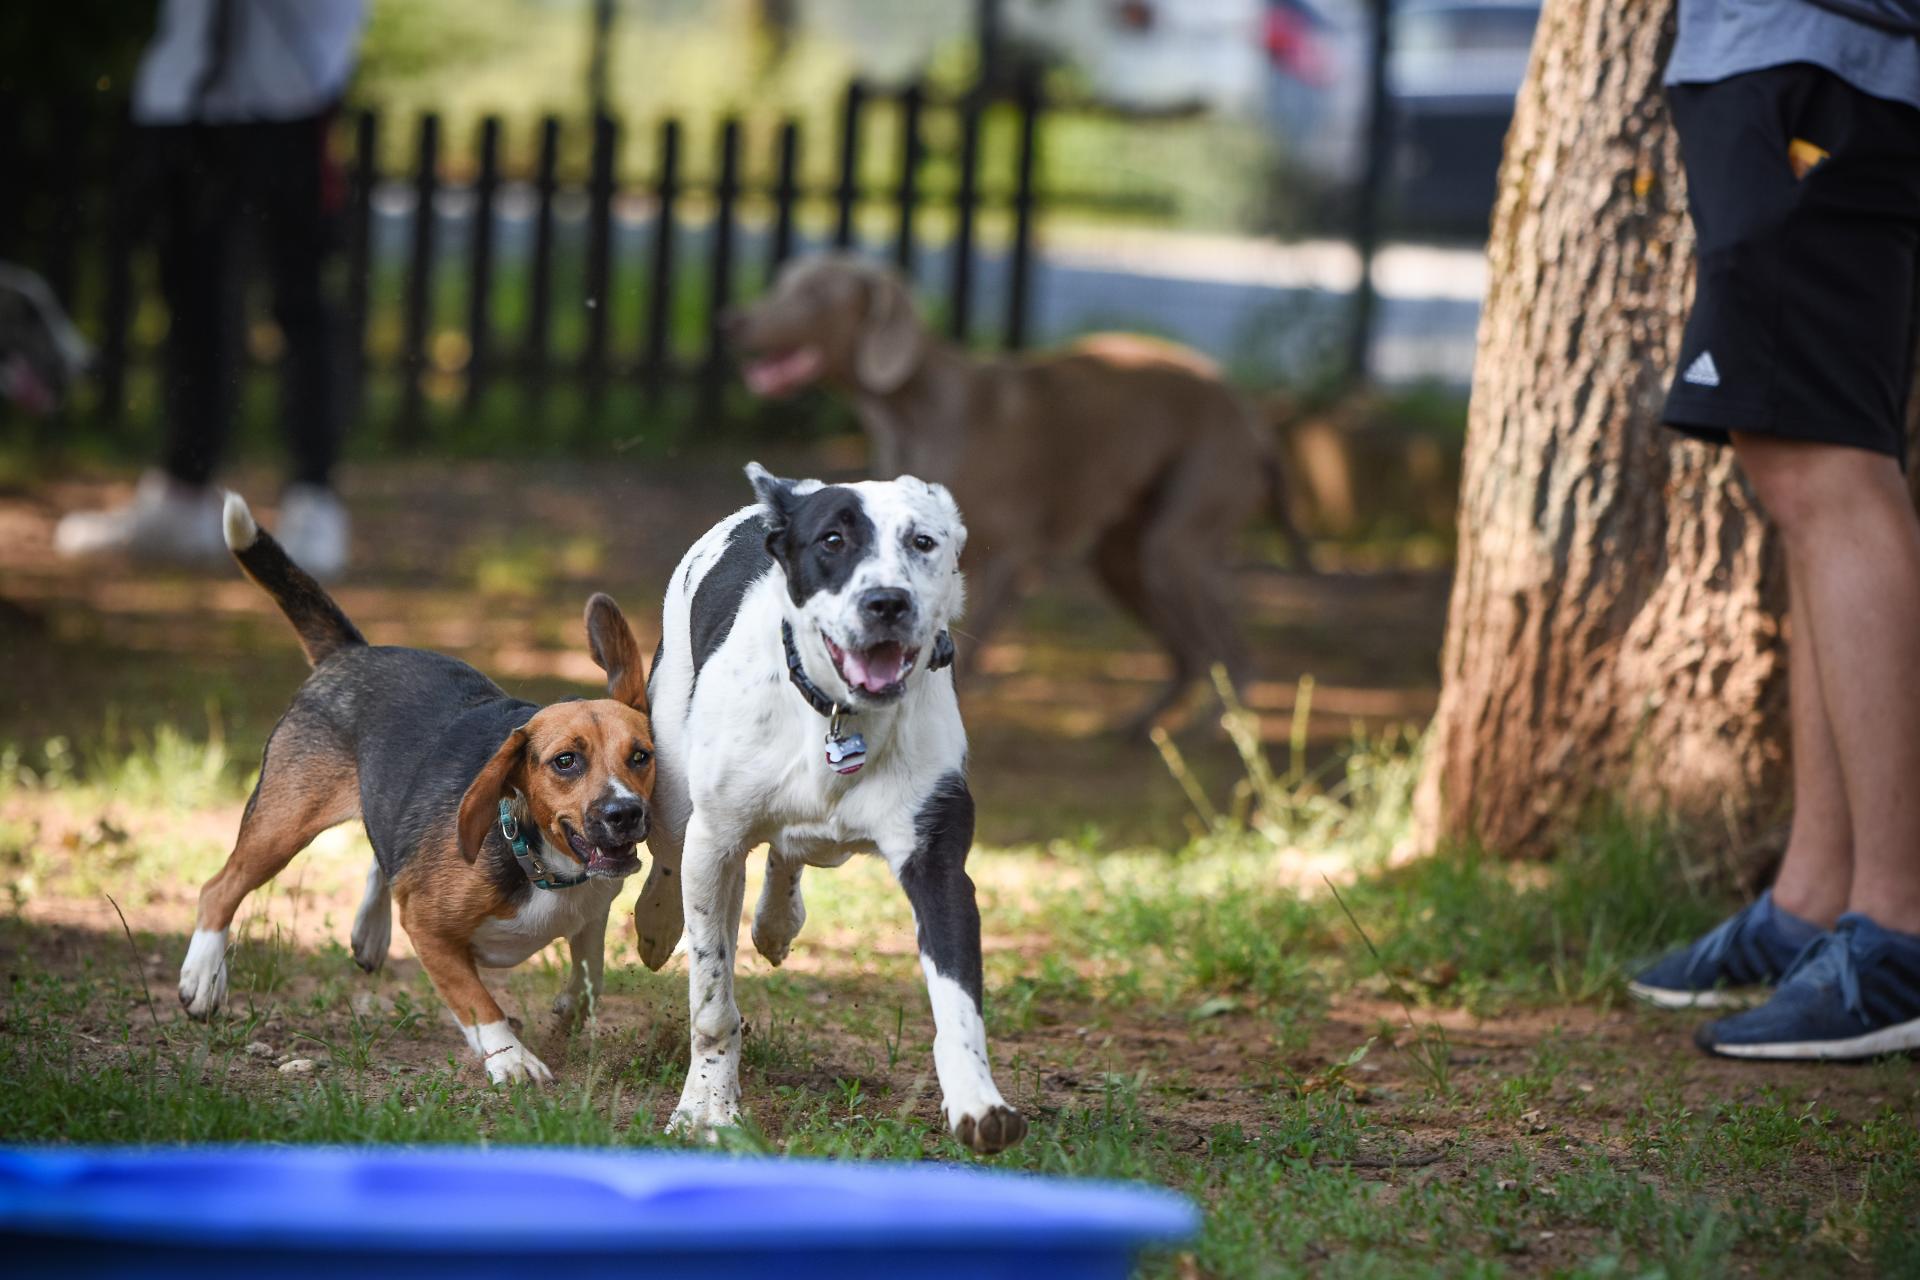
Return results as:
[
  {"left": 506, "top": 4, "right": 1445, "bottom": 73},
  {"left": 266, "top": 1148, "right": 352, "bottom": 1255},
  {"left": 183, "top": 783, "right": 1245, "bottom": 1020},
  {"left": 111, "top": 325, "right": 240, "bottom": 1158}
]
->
[{"left": 498, "top": 799, "right": 585, "bottom": 891}]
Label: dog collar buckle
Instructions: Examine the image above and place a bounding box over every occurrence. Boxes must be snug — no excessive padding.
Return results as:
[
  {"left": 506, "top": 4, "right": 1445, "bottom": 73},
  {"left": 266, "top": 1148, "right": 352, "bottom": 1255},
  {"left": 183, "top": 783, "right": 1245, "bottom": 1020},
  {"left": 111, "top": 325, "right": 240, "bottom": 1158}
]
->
[
  {"left": 498, "top": 799, "right": 584, "bottom": 892},
  {"left": 825, "top": 706, "right": 867, "bottom": 776}
]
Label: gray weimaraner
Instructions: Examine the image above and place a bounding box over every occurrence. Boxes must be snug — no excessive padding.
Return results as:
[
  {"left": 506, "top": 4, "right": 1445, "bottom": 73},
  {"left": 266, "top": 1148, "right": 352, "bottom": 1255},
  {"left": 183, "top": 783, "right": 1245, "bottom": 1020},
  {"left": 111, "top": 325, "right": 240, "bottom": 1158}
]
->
[{"left": 726, "top": 253, "right": 1312, "bottom": 733}]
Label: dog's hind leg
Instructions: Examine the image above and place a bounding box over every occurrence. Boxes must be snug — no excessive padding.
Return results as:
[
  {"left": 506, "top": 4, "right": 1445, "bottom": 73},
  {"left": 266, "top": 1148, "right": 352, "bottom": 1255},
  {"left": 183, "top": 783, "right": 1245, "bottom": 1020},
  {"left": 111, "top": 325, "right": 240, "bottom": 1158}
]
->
[
  {"left": 349, "top": 857, "right": 391, "bottom": 972},
  {"left": 669, "top": 811, "right": 750, "bottom": 1138},
  {"left": 751, "top": 843, "right": 807, "bottom": 967},
  {"left": 1093, "top": 519, "right": 1197, "bottom": 738},
  {"left": 889, "top": 774, "right": 1026, "bottom": 1156},
  {"left": 180, "top": 723, "right": 358, "bottom": 1018},
  {"left": 554, "top": 909, "right": 609, "bottom": 1028}
]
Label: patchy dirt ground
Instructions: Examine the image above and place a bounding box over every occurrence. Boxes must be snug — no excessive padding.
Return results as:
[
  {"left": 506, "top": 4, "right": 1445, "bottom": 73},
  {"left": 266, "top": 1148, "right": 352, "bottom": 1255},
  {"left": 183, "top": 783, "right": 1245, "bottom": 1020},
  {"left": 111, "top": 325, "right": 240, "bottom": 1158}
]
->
[{"left": 3, "top": 456, "right": 1916, "bottom": 1278}]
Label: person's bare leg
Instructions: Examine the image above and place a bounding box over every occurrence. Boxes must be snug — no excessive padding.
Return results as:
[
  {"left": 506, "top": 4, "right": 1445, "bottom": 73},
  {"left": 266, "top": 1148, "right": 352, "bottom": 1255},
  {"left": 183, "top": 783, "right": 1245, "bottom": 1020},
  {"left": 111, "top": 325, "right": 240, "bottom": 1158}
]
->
[
  {"left": 1767, "top": 571, "right": 1853, "bottom": 928},
  {"left": 1735, "top": 434, "right": 1920, "bottom": 934}
]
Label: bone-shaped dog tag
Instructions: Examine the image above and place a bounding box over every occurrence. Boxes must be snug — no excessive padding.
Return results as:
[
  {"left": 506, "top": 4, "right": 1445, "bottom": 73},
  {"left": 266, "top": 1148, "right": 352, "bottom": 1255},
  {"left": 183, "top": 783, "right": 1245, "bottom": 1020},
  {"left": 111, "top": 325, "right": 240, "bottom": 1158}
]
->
[
  {"left": 825, "top": 728, "right": 867, "bottom": 775},
  {"left": 825, "top": 706, "right": 866, "bottom": 775}
]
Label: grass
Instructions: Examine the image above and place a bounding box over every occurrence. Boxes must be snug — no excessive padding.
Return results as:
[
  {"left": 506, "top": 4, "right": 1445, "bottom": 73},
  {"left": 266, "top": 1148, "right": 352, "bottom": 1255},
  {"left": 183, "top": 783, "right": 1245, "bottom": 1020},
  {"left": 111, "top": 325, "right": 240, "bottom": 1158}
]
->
[{"left": 4, "top": 695, "right": 1917, "bottom": 1279}]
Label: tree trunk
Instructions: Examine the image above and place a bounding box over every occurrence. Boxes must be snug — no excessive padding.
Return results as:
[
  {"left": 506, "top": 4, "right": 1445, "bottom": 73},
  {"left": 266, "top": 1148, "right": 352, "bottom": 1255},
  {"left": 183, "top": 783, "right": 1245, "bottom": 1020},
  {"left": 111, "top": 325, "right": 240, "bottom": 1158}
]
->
[{"left": 1411, "top": 0, "right": 1791, "bottom": 859}]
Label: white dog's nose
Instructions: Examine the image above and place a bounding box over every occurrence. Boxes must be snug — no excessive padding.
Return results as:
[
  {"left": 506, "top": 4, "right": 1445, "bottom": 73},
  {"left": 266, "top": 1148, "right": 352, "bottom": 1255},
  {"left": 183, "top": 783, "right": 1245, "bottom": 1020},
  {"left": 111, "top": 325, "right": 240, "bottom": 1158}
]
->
[{"left": 859, "top": 587, "right": 913, "bottom": 626}]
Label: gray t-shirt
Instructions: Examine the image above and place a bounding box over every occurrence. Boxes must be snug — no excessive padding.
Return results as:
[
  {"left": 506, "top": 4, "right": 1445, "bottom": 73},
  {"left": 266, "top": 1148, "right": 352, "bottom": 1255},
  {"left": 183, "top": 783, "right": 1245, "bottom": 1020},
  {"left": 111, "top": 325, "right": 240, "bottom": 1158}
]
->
[{"left": 1667, "top": 0, "right": 1920, "bottom": 111}]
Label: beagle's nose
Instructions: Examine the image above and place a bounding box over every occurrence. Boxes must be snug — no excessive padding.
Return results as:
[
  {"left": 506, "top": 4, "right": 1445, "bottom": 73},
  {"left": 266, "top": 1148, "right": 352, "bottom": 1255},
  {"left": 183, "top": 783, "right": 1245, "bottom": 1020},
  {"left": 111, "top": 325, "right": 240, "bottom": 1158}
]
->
[
  {"left": 859, "top": 587, "right": 913, "bottom": 626},
  {"left": 588, "top": 797, "right": 648, "bottom": 846}
]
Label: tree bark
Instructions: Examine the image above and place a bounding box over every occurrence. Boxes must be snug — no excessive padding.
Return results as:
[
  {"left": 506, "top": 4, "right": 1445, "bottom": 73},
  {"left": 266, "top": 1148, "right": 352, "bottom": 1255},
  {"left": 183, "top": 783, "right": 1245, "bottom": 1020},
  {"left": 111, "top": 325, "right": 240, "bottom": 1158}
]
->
[{"left": 1412, "top": 0, "right": 1791, "bottom": 858}]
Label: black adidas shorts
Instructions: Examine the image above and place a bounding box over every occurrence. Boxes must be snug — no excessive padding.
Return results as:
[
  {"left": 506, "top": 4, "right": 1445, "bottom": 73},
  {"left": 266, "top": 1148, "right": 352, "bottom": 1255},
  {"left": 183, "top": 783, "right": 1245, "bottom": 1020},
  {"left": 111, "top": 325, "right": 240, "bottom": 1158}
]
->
[{"left": 1664, "top": 63, "right": 1920, "bottom": 460}]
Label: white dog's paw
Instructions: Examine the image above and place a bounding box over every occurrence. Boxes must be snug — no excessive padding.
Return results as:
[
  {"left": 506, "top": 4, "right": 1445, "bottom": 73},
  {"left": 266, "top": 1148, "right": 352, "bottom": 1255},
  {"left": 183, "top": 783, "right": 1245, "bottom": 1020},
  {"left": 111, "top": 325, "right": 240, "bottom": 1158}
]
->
[
  {"left": 633, "top": 891, "right": 684, "bottom": 972},
  {"left": 750, "top": 909, "right": 803, "bottom": 967},
  {"left": 177, "top": 928, "right": 229, "bottom": 1019},
  {"left": 951, "top": 1103, "right": 1028, "bottom": 1155},
  {"left": 667, "top": 1089, "right": 741, "bottom": 1141},
  {"left": 475, "top": 1021, "right": 552, "bottom": 1085}
]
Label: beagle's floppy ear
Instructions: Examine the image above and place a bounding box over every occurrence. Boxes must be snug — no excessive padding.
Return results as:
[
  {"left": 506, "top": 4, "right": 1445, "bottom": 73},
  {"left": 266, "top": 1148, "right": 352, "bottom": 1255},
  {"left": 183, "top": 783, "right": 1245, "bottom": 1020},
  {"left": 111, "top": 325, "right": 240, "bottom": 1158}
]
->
[
  {"left": 854, "top": 268, "right": 925, "bottom": 395},
  {"left": 584, "top": 592, "right": 649, "bottom": 713},
  {"left": 456, "top": 728, "right": 528, "bottom": 863}
]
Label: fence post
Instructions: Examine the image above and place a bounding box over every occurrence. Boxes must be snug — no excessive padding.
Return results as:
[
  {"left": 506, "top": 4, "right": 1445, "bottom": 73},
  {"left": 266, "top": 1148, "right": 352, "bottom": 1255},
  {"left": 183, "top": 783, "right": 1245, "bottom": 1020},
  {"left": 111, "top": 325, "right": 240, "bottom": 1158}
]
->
[
  {"left": 583, "top": 111, "right": 619, "bottom": 421},
  {"left": 949, "top": 89, "right": 983, "bottom": 343},
  {"left": 346, "top": 109, "right": 378, "bottom": 422},
  {"left": 768, "top": 119, "right": 801, "bottom": 284},
  {"left": 1346, "top": 0, "right": 1395, "bottom": 387},
  {"left": 642, "top": 117, "right": 681, "bottom": 398},
  {"left": 893, "top": 82, "right": 923, "bottom": 275},
  {"left": 398, "top": 112, "right": 440, "bottom": 445},
  {"left": 701, "top": 118, "right": 741, "bottom": 421},
  {"left": 464, "top": 115, "right": 501, "bottom": 417},
  {"left": 98, "top": 114, "right": 135, "bottom": 432},
  {"left": 525, "top": 114, "right": 560, "bottom": 410},
  {"left": 1005, "top": 72, "right": 1041, "bottom": 352},
  {"left": 834, "top": 79, "right": 866, "bottom": 250}
]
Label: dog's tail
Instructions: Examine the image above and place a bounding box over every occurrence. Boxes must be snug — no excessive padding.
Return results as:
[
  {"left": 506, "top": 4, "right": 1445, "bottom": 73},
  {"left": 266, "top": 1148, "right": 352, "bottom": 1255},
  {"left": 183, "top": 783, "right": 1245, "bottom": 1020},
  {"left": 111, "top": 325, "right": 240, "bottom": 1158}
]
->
[{"left": 223, "top": 492, "right": 366, "bottom": 666}]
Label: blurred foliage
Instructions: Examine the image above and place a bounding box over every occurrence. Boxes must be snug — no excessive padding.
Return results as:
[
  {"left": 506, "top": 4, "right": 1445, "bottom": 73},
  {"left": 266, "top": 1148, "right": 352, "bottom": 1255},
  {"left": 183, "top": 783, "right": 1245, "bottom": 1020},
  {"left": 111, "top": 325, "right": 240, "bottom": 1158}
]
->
[{"left": 0, "top": 0, "right": 152, "bottom": 97}]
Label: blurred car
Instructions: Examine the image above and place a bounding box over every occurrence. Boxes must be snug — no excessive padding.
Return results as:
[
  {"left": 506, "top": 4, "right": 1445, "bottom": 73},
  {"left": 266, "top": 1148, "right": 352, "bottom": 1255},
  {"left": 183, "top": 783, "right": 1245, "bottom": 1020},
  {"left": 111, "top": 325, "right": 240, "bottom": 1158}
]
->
[
  {"left": 1389, "top": 0, "right": 1540, "bottom": 232},
  {"left": 1262, "top": 0, "right": 1540, "bottom": 236}
]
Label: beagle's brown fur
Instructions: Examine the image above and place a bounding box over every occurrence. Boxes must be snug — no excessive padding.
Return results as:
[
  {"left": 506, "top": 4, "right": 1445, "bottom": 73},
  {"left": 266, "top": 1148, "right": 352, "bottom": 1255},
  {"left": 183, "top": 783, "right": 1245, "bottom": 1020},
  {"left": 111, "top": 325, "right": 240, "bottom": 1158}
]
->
[{"left": 178, "top": 494, "right": 656, "bottom": 1084}]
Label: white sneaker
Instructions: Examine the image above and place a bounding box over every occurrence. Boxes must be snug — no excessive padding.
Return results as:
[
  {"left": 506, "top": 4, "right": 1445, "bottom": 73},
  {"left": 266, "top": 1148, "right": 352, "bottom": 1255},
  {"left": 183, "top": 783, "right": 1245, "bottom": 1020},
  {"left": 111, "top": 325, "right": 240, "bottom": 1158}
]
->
[
  {"left": 53, "top": 470, "right": 226, "bottom": 563},
  {"left": 277, "top": 484, "right": 350, "bottom": 581}
]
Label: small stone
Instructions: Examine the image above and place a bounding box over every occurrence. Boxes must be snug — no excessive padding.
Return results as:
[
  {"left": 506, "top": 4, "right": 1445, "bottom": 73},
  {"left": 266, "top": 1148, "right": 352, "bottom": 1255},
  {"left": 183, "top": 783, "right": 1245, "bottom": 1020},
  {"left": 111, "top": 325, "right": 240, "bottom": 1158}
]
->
[
  {"left": 244, "top": 1041, "right": 275, "bottom": 1059},
  {"left": 278, "top": 1058, "right": 319, "bottom": 1075}
]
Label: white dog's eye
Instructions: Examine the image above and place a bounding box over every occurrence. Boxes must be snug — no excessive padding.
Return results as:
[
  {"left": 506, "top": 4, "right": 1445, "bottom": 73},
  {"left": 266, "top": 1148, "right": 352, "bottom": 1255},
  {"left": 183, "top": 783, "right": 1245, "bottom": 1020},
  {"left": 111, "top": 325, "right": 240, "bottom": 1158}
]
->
[
  {"left": 821, "top": 530, "right": 844, "bottom": 551},
  {"left": 912, "top": 533, "right": 937, "bottom": 553}
]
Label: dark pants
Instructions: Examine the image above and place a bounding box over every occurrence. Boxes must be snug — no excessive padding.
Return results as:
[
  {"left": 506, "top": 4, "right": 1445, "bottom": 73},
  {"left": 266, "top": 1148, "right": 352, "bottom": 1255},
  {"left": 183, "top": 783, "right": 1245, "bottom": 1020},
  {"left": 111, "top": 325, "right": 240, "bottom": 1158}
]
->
[{"left": 148, "top": 114, "right": 344, "bottom": 488}]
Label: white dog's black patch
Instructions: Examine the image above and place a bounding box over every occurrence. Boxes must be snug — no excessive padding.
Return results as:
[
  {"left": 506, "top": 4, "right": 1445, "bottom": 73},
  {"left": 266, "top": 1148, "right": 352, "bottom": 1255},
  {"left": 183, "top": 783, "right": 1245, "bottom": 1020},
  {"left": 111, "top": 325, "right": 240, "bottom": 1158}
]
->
[
  {"left": 690, "top": 515, "right": 774, "bottom": 680},
  {"left": 757, "top": 479, "right": 879, "bottom": 607}
]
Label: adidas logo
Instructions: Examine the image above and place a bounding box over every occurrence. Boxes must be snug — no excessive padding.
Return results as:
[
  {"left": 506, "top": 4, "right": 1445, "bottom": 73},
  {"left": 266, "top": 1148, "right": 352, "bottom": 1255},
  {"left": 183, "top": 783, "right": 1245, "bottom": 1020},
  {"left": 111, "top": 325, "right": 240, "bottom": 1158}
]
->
[{"left": 1683, "top": 351, "right": 1720, "bottom": 388}]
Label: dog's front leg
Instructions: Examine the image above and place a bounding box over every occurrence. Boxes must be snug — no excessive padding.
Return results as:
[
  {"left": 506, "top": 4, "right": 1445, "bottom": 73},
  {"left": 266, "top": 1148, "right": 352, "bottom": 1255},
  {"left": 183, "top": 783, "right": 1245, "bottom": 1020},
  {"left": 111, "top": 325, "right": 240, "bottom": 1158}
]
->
[
  {"left": 890, "top": 775, "right": 1027, "bottom": 1155},
  {"left": 553, "top": 910, "right": 608, "bottom": 1028},
  {"left": 632, "top": 797, "right": 687, "bottom": 971},
  {"left": 750, "top": 843, "right": 806, "bottom": 966},
  {"left": 668, "top": 812, "right": 748, "bottom": 1137},
  {"left": 410, "top": 926, "right": 552, "bottom": 1085}
]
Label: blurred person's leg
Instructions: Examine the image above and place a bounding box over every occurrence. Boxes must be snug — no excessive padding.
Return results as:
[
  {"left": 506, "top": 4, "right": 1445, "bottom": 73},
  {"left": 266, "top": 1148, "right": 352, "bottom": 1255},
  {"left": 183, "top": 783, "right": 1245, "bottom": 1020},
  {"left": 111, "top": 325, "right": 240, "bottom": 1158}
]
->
[
  {"left": 1631, "top": 63, "right": 1919, "bottom": 1019},
  {"left": 1694, "top": 437, "right": 1920, "bottom": 1057},
  {"left": 252, "top": 113, "right": 349, "bottom": 578},
  {"left": 55, "top": 125, "right": 231, "bottom": 562}
]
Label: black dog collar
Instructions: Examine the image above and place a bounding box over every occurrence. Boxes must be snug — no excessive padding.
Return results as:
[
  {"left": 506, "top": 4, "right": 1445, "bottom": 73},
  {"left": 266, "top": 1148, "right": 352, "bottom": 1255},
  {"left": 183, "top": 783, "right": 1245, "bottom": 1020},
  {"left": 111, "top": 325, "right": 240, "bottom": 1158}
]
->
[
  {"left": 781, "top": 621, "right": 955, "bottom": 777},
  {"left": 780, "top": 621, "right": 956, "bottom": 718}
]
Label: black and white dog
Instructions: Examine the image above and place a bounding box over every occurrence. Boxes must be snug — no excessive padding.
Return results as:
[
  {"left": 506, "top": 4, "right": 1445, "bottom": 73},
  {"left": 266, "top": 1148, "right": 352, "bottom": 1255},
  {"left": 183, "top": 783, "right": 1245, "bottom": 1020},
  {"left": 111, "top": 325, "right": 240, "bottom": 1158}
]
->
[{"left": 632, "top": 462, "right": 1026, "bottom": 1154}]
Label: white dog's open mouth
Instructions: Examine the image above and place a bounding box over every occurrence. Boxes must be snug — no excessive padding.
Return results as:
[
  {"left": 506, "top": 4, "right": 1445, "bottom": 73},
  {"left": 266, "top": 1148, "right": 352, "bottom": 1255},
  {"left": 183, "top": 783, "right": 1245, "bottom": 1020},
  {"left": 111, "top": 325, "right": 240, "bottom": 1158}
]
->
[
  {"left": 561, "top": 821, "right": 642, "bottom": 878},
  {"left": 824, "top": 632, "right": 919, "bottom": 699},
  {"left": 741, "top": 346, "right": 824, "bottom": 398}
]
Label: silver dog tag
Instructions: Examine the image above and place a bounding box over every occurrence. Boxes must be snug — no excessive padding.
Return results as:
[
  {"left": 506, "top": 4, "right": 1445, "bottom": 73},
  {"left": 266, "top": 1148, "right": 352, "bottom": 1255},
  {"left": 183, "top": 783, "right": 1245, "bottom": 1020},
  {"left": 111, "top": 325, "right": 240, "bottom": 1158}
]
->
[{"left": 825, "top": 707, "right": 866, "bottom": 775}]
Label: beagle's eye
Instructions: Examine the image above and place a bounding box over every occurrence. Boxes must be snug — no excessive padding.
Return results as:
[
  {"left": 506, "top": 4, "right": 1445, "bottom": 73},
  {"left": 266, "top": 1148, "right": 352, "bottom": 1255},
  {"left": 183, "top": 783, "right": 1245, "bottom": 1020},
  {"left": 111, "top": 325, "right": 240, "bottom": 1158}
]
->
[
  {"left": 551, "top": 752, "right": 580, "bottom": 774},
  {"left": 912, "top": 533, "right": 938, "bottom": 553},
  {"left": 628, "top": 748, "right": 651, "bottom": 769},
  {"left": 821, "top": 529, "right": 845, "bottom": 551}
]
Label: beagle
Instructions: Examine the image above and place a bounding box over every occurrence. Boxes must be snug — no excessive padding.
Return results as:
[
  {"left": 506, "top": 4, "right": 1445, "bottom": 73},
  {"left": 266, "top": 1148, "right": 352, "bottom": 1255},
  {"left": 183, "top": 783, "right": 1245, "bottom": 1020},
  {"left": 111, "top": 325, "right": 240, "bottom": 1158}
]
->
[{"left": 177, "top": 494, "right": 656, "bottom": 1084}]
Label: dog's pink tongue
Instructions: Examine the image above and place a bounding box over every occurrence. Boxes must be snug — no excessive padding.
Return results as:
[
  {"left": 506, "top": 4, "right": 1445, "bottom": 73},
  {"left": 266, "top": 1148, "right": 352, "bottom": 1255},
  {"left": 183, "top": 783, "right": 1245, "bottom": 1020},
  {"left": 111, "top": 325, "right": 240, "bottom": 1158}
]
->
[
  {"left": 743, "top": 347, "right": 823, "bottom": 398},
  {"left": 843, "top": 642, "right": 906, "bottom": 692}
]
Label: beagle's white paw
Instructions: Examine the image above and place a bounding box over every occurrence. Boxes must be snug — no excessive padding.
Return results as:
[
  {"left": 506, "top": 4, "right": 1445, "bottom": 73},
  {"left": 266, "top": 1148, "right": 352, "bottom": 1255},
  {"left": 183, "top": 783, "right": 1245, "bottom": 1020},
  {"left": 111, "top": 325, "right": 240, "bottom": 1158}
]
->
[
  {"left": 177, "top": 928, "right": 229, "bottom": 1019},
  {"left": 475, "top": 1020, "right": 553, "bottom": 1085}
]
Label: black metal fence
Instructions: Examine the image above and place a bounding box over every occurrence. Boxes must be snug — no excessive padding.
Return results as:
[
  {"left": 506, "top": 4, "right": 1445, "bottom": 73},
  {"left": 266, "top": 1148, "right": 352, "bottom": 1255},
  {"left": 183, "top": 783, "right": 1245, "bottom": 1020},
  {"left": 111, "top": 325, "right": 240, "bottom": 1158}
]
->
[{"left": 4, "top": 77, "right": 1044, "bottom": 449}]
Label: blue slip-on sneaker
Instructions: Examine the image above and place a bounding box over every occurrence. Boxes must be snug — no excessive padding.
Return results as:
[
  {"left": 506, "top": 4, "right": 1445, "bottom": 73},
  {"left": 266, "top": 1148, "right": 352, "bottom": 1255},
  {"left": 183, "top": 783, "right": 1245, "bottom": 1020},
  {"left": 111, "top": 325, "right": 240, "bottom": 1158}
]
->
[
  {"left": 1694, "top": 913, "right": 1920, "bottom": 1060},
  {"left": 1627, "top": 890, "right": 1823, "bottom": 1010}
]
